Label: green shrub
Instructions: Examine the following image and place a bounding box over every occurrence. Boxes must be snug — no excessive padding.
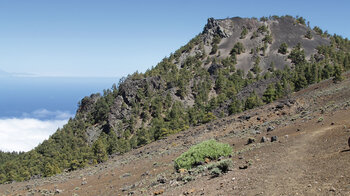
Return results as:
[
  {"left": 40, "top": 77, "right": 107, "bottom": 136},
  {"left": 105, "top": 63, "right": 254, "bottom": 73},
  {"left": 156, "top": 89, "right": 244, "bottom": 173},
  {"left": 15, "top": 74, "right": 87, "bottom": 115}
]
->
[
  {"left": 207, "top": 159, "right": 233, "bottom": 173},
  {"left": 263, "top": 34, "right": 273, "bottom": 44},
  {"left": 305, "top": 30, "right": 313, "bottom": 39},
  {"left": 240, "top": 26, "right": 248, "bottom": 39},
  {"left": 313, "top": 26, "right": 323, "bottom": 35},
  {"left": 216, "top": 159, "right": 232, "bottom": 173},
  {"left": 257, "top": 25, "right": 268, "bottom": 34},
  {"left": 183, "top": 175, "right": 193, "bottom": 182},
  {"left": 210, "top": 167, "right": 221, "bottom": 177},
  {"left": 230, "top": 42, "right": 245, "bottom": 55},
  {"left": 210, "top": 44, "right": 218, "bottom": 55},
  {"left": 278, "top": 43, "right": 288, "bottom": 54},
  {"left": 296, "top": 17, "right": 306, "bottom": 25},
  {"left": 174, "top": 140, "right": 232, "bottom": 170}
]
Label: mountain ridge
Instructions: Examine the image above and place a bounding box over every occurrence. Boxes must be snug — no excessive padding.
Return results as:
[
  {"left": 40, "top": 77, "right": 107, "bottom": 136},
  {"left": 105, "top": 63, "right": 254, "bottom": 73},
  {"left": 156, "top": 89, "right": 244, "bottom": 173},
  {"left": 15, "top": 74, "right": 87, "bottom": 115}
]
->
[{"left": 0, "top": 15, "right": 349, "bottom": 183}]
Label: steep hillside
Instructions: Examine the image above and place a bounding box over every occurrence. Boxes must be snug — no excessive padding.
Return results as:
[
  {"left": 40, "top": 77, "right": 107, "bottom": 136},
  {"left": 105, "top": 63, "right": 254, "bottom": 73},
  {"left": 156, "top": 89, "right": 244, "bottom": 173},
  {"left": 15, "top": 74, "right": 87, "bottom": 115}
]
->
[
  {"left": 2, "top": 66, "right": 350, "bottom": 196},
  {"left": 0, "top": 15, "right": 349, "bottom": 183}
]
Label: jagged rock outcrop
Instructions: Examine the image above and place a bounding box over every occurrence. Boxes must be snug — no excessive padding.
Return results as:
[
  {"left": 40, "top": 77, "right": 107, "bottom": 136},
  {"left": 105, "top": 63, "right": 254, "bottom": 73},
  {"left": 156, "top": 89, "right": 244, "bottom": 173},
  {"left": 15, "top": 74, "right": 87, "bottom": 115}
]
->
[
  {"left": 203, "top": 17, "right": 230, "bottom": 41},
  {"left": 77, "top": 93, "right": 101, "bottom": 119}
]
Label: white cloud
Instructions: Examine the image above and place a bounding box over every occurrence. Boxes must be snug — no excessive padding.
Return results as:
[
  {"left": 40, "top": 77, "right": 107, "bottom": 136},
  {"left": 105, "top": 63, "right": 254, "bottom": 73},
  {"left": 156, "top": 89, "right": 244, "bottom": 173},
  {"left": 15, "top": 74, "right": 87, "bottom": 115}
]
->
[{"left": 0, "top": 118, "right": 68, "bottom": 152}]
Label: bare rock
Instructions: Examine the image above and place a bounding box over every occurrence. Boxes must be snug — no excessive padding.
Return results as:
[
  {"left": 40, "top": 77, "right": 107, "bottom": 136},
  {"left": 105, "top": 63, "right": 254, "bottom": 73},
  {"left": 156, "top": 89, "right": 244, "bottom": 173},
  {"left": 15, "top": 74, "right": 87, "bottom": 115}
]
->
[
  {"left": 261, "top": 136, "right": 269, "bottom": 143},
  {"left": 55, "top": 189, "right": 63, "bottom": 194},
  {"left": 267, "top": 126, "right": 275, "bottom": 132},
  {"left": 247, "top": 138, "right": 256, "bottom": 144},
  {"left": 271, "top": 136, "right": 278, "bottom": 142}
]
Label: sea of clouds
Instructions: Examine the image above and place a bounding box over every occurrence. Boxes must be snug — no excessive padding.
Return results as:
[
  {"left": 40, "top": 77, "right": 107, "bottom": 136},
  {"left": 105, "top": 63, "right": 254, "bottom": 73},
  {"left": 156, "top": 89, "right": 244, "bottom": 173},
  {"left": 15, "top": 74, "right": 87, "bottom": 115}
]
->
[{"left": 0, "top": 109, "right": 73, "bottom": 152}]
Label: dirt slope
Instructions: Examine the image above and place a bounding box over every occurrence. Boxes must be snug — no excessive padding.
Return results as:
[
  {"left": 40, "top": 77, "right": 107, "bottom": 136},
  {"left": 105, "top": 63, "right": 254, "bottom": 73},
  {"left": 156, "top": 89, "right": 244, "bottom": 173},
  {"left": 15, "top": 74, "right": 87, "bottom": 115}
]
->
[{"left": 1, "top": 74, "right": 350, "bottom": 195}]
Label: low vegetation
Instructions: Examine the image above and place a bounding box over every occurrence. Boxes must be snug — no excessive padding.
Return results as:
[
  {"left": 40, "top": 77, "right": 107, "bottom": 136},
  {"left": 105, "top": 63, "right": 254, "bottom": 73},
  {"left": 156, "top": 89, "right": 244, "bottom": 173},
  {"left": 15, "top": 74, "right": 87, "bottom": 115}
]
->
[
  {"left": 174, "top": 140, "right": 232, "bottom": 170},
  {"left": 240, "top": 26, "right": 248, "bottom": 39},
  {"left": 278, "top": 43, "right": 288, "bottom": 54}
]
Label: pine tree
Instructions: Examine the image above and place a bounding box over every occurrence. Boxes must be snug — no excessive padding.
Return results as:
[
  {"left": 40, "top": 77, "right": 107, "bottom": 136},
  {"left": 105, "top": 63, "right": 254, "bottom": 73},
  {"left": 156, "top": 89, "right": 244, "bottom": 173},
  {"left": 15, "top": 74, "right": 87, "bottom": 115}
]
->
[
  {"left": 263, "top": 84, "right": 276, "bottom": 103},
  {"left": 230, "top": 42, "right": 245, "bottom": 55},
  {"left": 245, "top": 91, "right": 263, "bottom": 110},
  {"left": 322, "top": 64, "right": 334, "bottom": 79},
  {"left": 294, "top": 72, "right": 308, "bottom": 91},
  {"left": 240, "top": 26, "right": 248, "bottom": 39},
  {"left": 333, "top": 65, "right": 343, "bottom": 83},
  {"left": 278, "top": 43, "right": 288, "bottom": 54},
  {"left": 137, "top": 128, "right": 150, "bottom": 146},
  {"left": 275, "top": 82, "right": 284, "bottom": 98},
  {"left": 305, "top": 30, "right": 313, "bottom": 39},
  {"left": 229, "top": 98, "right": 242, "bottom": 115},
  {"left": 92, "top": 139, "right": 108, "bottom": 163},
  {"left": 210, "top": 44, "right": 218, "bottom": 55},
  {"left": 288, "top": 44, "right": 306, "bottom": 65},
  {"left": 106, "top": 131, "right": 118, "bottom": 155},
  {"left": 44, "top": 162, "right": 61, "bottom": 177}
]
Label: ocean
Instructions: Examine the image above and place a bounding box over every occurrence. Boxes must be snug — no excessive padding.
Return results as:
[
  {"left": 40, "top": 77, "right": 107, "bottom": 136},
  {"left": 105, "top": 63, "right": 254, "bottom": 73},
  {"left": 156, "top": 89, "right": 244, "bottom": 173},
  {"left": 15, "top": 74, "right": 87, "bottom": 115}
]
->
[{"left": 0, "top": 76, "right": 118, "bottom": 119}]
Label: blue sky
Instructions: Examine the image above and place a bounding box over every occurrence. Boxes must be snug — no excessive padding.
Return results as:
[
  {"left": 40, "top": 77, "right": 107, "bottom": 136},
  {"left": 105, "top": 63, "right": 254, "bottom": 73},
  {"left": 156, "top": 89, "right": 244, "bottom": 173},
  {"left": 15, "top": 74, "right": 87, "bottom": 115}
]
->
[{"left": 0, "top": 0, "right": 349, "bottom": 77}]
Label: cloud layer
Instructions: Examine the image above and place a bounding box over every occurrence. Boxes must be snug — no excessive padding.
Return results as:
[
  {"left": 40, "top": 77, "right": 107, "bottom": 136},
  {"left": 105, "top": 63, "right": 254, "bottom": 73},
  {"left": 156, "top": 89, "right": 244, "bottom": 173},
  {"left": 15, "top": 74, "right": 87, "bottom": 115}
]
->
[{"left": 0, "top": 118, "right": 68, "bottom": 152}]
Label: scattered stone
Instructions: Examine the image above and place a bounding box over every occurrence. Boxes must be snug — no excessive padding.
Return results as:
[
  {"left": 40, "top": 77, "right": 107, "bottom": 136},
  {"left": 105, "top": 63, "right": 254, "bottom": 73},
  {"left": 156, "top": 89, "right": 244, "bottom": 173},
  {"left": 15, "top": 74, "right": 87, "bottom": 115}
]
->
[
  {"left": 257, "top": 117, "right": 261, "bottom": 121},
  {"left": 255, "top": 131, "right": 261, "bottom": 134},
  {"left": 141, "top": 171, "right": 149, "bottom": 177},
  {"left": 296, "top": 128, "right": 301, "bottom": 132},
  {"left": 276, "top": 103, "right": 285, "bottom": 109},
  {"left": 231, "top": 177, "right": 236, "bottom": 181},
  {"left": 205, "top": 158, "right": 211, "bottom": 163},
  {"left": 55, "top": 189, "right": 63, "bottom": 194},
  {"left": 260, "top": 136, "right": 269, "bottom": 143},
  {"left": 122, "top": 173, "right": 131, "bottom": 178},
  {"left": 169, "top": 180, "right": 179, "bottom": 187},
  {"left": 285, "top": 135, "right": 289, "bottom": 139},
  {"left": 157, "top": 175, "right": 167, "bottom": 184},
  {"left": 239, "top": 115, "right": 251, "bottom": 120},
  {"left": 183, "top": 189, "right": 195, "bottom": 195},
  {"left": 154, "top": 189, "right": 164, "bottom": 195},
  {"left": 26, "top": 192, "right": 35, "bottom": 196},
  {"left": 331, "top": 122, "right": 335, "bottom": 125},
  {"left": 271, "top": 136, "right": 278, "bottom": 142},
  {"left": 329, "top": 187, "right": 336, "bottom": 192},
  {"left": 81, "top": 181, "right": 87, "bottom": 185},
  {"left": 239, "top": 165, "right": 248, "bottom": 169},
  {"left": 121, "top": 184, "right": 135, "bottom": 192},
  {"left": 26, "top": 184, "right": 33, "bottom": 190},
  {"left": 247, "top": 138, "right": 255, "bottom": 144},
  {"left": 267, "top": 126, "right": 275, "bottom": 132}
]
